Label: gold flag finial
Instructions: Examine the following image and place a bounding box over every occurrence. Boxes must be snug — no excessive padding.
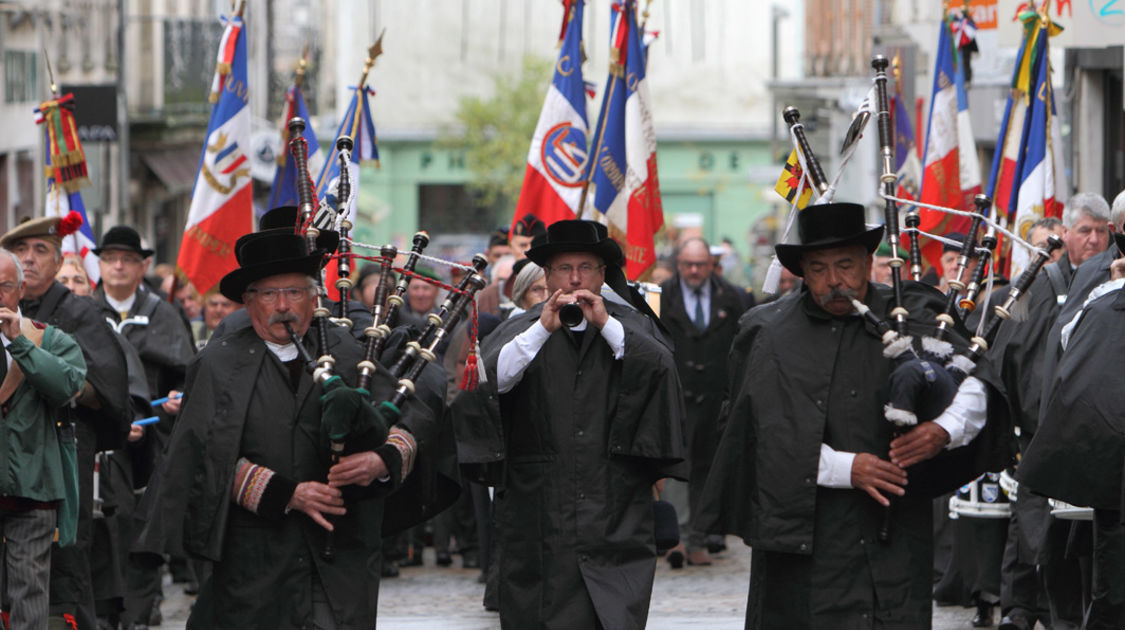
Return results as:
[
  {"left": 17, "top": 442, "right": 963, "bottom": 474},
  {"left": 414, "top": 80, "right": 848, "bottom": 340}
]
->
[
  {"left": 891, "top": 51, "right": 902, "bottom": 85},
  {"left": 295, "top": 40, "right": 310, "bottom": 90},
  {"left": 357, "top": 29, "right": 386, "bottom": 90}
]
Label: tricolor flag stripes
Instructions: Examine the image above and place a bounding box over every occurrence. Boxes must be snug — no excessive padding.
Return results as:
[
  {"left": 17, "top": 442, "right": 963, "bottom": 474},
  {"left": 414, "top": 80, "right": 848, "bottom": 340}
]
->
[
  {"left": 315, "top": 85, "right": 378, "bottom": 219},
  {"left": 919, "top": 16, "right": 977, "bottom": 271},
  {"left": 587, "top": 0, "right": 663, "bottom": 280},
  {"left": 987, "top": 11, "right": 1067, "bottom": 277},
  {"left": 512, "top": 0, "right": 588, "bottom": 236},
  {"left": 178, "top": 10, "right": 253, "bottom": 296},
  {"left": 43, "top": 148, "right": 100, "bottom": 284},
  {"left": 268, "top": 84, "right": 322, "bottom": 210}
]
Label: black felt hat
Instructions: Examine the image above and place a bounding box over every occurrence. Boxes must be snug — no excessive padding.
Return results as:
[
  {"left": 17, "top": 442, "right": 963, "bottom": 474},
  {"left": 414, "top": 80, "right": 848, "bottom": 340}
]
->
[
  {"left": 1115, "top": 231, "right": 1125, "bottom": 255},
  {"left": 93, "top": 226, "right": 154, "bottom": 258},
  {"left": 525, "top": 220, "right": 625, "bottom": 269},
  {"left": 219, "top": 232, "right": 324, "bottom": 303},
  {"left": 774, "top": 203, "right": 885, "bottom": 277},
  {"left": 256, "top": 206, "right": 340, "bottom": 255}
]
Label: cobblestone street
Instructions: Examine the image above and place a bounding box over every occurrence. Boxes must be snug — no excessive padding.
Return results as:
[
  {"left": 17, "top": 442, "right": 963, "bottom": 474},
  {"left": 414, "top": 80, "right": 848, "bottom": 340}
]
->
[{"left": 156, "top": 535, "right": 1024, "bottom": 629}]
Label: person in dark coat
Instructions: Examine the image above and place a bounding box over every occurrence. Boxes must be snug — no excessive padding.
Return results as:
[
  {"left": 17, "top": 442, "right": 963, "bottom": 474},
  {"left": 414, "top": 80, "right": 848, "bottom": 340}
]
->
[
  {"left": 91, "top": 225, "right": 195, "bottom": 628},
  {"left": 987, "top": 204, "right": 1113, "bottom": 630},
  {"left": 698, "top": 203, "right": 1007, "bottom": 630},
  {"left": 658, "top": 237, "right": 747, "bottom": 568},
  {"left": 452, "top": 219, "right": 685, "bottom": 629},
  {"left": 132, "top": 231, "right": 454, "bottom": 629},
  {"left": 1, "top": 214, "right": 132, "bottom": 630},
  {"left": 1019, "top": 232, "right": 1125, "bottom": 629}
]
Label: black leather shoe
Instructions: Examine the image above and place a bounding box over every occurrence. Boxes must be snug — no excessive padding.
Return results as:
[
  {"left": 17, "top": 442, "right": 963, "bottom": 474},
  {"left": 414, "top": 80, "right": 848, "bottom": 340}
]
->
[
  {"left": 666, "top": 548, "right": 684, "bottom": 569},
  {"left": 462, "top": 551, "right": 480, "bottom": 569},
  {"left": 997, "top": 613, "right": 1032, "bottom": 630},
  {"left": 971, "top": 603, "right": 993, "bottom": 627},
  {"left": 381, "top": 560, "right": 400, "bottom": 578},
  {"left": 705, "top": 535, "right": 727, "bottom": 554},
  {"left": 436, "top": 550, "right": 452, "bottom": 566}
]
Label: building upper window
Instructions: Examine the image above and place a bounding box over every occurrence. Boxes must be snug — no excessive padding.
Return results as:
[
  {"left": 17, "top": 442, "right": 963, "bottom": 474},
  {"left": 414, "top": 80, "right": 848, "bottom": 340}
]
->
[{"left": 5, "top": 50, "right": 39, "bottom": 104}]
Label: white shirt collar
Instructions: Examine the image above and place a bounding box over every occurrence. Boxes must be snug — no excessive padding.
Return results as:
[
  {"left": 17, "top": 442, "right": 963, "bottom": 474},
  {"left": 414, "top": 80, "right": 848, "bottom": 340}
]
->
[
  {"left": 264, "top": 339, "right": 300, "bottom": 362},
  {"left": 105, "top": 292, "right": 137, "bottom": 314}
]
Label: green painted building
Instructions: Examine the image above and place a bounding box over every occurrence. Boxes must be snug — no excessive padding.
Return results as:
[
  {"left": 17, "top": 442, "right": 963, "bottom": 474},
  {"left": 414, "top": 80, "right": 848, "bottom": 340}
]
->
[{"left": 350, "top": 136, "right": 781, "bottom": 284}]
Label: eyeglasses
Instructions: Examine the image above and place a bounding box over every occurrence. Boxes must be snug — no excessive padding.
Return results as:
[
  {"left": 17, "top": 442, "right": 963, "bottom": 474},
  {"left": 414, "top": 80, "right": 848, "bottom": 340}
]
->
[
  {"left": 245, "top": 287, "right": 311, "bottom": 304},
  {"left": 678, "top": 260, "right": 713, "bottom": 270},
  {"left": 548, "top": 263, "right": 604, "bottom": 277},
  {"left": 0, "top": 282, "right": 19, "bottom": 294},
  {"left": 100, "top": 253, "right": 143, "bottom": 265}
]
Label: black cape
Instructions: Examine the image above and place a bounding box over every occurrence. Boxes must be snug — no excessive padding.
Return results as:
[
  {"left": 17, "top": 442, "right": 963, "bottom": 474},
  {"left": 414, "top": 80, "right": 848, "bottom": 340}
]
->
[
  {"left": 451, "top": 301, "right": 685, "bottom": 630},
  {"left": 1020, "top": 285, "right": 1125, "bottom": 512}
]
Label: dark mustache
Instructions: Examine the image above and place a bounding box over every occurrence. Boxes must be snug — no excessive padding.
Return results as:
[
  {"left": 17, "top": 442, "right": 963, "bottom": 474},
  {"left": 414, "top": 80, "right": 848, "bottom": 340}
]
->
[
  {"left": 269, "top": 312, "right": 300, "bottom": 325},
  {"left": 817, "top": 287, "right": 860, "bottom": 307}
]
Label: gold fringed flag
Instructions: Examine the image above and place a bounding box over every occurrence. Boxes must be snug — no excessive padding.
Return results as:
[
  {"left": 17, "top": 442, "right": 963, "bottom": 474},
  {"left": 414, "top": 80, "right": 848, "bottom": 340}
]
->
[
  {"left": 774, "top": 149, "right": 812, "bottom": 209},
  {"left": 34, "top": 93, "right": 89, "bottom": 194}
]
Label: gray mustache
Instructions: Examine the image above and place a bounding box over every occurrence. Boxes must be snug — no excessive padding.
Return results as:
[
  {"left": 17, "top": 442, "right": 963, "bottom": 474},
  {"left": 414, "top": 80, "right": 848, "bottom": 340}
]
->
[{"left": 269, "top": 312, "right": 299, "bottom": 325}]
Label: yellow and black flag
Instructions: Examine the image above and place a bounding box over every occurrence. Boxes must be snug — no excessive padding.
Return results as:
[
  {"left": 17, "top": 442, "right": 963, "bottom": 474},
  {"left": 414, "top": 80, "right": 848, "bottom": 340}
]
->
[{"left": 774, "top": 149, "right": 812, "bottom": 209}]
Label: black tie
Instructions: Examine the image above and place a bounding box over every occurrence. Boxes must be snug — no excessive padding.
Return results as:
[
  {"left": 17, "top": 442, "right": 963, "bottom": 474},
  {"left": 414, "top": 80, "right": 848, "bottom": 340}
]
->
[{"left": 693, "top": 289, "right": 706, "bottom": 331}]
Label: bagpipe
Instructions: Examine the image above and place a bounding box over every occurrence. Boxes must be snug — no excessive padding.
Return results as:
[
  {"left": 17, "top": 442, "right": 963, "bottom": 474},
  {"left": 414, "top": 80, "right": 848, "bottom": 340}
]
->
[
  {"left": 283, "top": 117, "right": 489, "bottom": 559},
  {"left": 777, "top": 55, "right": 1063, "bottom": 542}
]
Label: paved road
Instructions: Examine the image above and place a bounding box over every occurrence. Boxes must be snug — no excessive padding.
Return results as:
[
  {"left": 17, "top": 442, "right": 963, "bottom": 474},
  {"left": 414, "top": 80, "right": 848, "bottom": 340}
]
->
[{"left": 155, "top": 535, "right": 1031, "bottom": 629}]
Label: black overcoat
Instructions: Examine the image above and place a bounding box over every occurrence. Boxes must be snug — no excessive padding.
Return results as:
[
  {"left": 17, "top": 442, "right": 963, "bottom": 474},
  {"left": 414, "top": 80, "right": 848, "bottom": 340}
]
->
[
  {"left": 698, "top": 283, "right": 1012, "bottom": 629},
  {"left": 133, "top": 325, "right": 450, "bottom": 629},
  {"left": 452, "top": 301, "right": 685, "bottom": 630}
]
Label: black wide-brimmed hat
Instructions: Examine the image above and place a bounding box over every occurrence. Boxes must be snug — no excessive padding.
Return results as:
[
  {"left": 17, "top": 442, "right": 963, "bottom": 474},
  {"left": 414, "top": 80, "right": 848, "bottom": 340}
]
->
[
  {"left": 775, "top": 202, "right": 885, "bottom": 277},
  {"left": 1115, "top": 231, "right": 1125, "bottom": 255},
  {"left": 219, "top": 232, "right": 324, "bottom": 303},
  {"left": 253, "top": 205, "right": 340, "bottom": 257},
  {"left": 525, "top": 220, "right": 625, "bottom": 268},
  {"left": 93, "top": 225, "right": 155, "bottom": 258}
]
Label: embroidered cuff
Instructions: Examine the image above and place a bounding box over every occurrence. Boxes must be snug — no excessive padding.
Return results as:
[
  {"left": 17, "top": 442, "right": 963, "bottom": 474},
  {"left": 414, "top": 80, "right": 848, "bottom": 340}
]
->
[
  {"left": 386, "top": 427, "right": 417, "bottom": 482},
  {"left": 231, "top": 457, "right": 297, "bottom": 520}
]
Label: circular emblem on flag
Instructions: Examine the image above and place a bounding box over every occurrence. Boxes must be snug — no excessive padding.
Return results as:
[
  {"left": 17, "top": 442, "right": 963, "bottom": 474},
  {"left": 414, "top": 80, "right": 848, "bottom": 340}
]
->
[
  {"left": 201, "top": 129, "right": 251, "bottom": 195},
  {"left": 540, "top": 122, "right": 588, "bottom": 188}
]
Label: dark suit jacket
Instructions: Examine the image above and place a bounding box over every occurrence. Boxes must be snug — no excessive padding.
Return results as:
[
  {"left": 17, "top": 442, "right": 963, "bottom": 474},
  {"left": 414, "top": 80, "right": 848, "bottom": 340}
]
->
[{"left": 659, "top": 274, "right": 747, "bottom": 480}]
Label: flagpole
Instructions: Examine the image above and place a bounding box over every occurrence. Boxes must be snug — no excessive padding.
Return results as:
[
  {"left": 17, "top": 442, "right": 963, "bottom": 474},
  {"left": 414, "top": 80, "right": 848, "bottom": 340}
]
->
[
  {"left": 347, "top": 32, "right": 385, "bottom": 160},
  {"left": 576, "top": 13, "right": 626, "bottom": 220}
]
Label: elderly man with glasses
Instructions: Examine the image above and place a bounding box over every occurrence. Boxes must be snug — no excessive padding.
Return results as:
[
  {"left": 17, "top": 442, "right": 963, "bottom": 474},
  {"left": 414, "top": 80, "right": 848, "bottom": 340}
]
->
[{"left": 132, "top": 230, "right": 448, "bottom": 629}]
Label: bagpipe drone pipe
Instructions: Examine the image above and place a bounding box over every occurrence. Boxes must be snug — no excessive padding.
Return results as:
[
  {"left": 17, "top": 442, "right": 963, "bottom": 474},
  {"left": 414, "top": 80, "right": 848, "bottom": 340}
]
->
[{"left": 284, "top": 117, "right": 489, "bottom": 558}]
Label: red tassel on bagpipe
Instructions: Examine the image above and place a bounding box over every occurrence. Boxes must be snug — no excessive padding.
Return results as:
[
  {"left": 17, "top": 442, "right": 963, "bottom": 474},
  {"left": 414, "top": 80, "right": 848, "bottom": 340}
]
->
[{"left": 460, "top": 301, "right": 480, "bottom": 391}]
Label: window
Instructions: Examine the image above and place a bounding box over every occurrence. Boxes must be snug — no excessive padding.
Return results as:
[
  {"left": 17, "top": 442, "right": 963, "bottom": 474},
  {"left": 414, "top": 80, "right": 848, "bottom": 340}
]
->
[{"left": 5, "top": 50, "right": 38, "bottom": 104}]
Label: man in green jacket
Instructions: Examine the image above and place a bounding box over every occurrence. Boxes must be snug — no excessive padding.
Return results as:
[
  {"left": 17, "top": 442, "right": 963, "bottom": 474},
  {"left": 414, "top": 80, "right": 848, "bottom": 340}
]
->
[{"left": 0, "top": 249, "right": 88, "bottom": 628}]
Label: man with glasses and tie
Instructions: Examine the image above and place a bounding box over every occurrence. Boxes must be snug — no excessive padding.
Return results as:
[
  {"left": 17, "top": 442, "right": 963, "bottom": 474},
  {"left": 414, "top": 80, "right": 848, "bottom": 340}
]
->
[
  {"left": 454, "top": 219, "right": 685, "bottom": 629},
  {"left": 658, "top": 237, "right": 748, "bottom": 569}
]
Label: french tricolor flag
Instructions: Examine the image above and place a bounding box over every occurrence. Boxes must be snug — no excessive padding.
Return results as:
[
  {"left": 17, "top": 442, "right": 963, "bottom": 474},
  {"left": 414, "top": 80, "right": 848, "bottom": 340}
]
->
[
  {"left": 1008, "top": 21, "right": 1067, "bottom": 278},
  {"left": 918, "top": 18, "right": 975, "bottom": 270},
  {"left": 511, "top": 0, "right": 588, "bottom": 236},
  {"left": 177, "top": 9, "right": 253, "bottom": 295},
  {"left": 587, "top": 0, "right": 664, "bottom": 280}
]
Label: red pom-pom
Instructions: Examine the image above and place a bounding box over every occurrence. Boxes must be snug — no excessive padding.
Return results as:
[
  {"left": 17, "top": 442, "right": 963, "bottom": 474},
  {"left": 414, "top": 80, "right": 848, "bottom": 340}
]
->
[{"left": 57, "top": 210, "right": 83, "bottom": 237}]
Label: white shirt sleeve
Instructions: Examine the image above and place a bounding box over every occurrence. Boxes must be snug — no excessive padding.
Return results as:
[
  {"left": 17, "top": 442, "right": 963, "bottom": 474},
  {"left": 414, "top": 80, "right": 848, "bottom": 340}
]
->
[
  {"left": 598, "top": 316, "right": 626, "bottom": 360},
  {"left": 932, "top": 376, "right": 988, "bottom": 449},
  {"left": 817, "top": 443, "right": 856, "bottom": 488},
  {"left": 496, "top": 322, "right": 552, "bottom": 394}
]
